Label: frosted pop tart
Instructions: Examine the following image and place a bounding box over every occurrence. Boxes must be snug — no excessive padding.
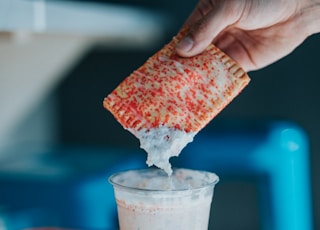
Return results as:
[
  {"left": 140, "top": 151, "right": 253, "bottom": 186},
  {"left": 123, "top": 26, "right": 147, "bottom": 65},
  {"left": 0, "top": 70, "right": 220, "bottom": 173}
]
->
[{"left": 103, "top": 28, "right": 250, "bottom": 175}]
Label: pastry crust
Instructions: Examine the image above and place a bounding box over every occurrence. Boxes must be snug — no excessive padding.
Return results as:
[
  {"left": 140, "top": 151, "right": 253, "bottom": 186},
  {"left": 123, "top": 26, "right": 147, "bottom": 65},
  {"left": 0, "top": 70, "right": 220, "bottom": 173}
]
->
[{"left": 103, "top": 28, "right": 250, "bottom": 133}]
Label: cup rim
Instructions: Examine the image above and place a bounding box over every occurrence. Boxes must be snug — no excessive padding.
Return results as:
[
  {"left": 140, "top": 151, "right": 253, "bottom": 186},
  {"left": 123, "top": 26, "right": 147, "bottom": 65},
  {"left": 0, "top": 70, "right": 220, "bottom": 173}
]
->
[{"left": 108, "top": 168, "right": 219, "bottom": 193}]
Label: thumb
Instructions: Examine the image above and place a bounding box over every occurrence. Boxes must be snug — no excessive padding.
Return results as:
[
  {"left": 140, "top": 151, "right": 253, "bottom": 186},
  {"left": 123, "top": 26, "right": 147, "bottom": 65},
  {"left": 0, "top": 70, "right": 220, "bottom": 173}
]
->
[{"left": 176, "top": 1, "right": 242, "bottom": 57}]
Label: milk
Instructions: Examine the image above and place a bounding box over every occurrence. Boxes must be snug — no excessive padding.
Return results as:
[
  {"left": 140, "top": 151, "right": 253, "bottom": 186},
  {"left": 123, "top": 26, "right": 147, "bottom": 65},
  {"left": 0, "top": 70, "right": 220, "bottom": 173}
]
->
[{"left": 109, "top": 168, "right": 219, "bottom": 230}]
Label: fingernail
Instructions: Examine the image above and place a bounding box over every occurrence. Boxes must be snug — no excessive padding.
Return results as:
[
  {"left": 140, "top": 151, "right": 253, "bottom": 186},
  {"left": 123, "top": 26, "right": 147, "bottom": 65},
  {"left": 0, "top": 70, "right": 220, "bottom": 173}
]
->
[{"left": 176, "top": 36, "right": 194, "bottom": 53}]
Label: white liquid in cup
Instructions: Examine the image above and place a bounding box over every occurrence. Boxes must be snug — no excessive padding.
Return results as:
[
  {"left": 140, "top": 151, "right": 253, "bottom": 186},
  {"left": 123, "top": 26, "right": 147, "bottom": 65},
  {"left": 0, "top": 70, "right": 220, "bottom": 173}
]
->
[{"left": 109, "top": 168, "right": 219, "bottom": 230}]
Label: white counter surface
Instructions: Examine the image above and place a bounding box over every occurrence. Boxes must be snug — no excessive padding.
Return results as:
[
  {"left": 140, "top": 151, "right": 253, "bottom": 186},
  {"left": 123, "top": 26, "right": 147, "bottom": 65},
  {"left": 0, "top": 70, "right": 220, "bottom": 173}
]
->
[{"left": 0, "top": 0, "right": 167, "bottom": 150}]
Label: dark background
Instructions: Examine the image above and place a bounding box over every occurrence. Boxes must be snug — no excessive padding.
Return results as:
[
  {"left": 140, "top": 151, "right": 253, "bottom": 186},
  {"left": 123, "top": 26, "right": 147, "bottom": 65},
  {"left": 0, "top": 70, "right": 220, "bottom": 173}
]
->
[{"left": 17, "top": 0, "right": 319, "bottom": 229}]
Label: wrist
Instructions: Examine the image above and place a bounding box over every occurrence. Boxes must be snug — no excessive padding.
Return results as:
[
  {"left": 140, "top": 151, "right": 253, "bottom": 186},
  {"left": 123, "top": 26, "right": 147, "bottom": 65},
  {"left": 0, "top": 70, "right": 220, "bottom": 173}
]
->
[{"left": 300, "top": 0, "right": 320, "bottom": 36}]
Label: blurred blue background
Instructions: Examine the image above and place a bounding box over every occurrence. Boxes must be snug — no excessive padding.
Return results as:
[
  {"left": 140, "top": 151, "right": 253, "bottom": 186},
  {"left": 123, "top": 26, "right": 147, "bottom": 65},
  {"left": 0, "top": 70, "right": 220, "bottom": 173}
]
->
[{"left": 0, "top": 0, "right": 319, "bottom": 229}]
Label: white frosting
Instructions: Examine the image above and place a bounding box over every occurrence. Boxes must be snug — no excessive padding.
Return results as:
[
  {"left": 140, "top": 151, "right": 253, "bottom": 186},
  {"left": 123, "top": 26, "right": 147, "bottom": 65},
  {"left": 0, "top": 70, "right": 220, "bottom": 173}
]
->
[{"left": 129, "top": 126, "right": 196, "bottom": 175}]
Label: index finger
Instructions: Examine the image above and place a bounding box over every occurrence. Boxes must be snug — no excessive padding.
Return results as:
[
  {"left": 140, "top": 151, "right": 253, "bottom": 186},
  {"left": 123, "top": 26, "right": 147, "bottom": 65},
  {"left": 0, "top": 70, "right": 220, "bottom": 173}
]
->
[{"left": 182, "top": 0, "right": 216, "bottom": 27}]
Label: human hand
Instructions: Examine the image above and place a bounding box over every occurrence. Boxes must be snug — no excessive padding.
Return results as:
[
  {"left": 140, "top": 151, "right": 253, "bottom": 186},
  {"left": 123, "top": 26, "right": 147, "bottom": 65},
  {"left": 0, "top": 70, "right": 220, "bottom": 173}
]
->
[{"left": 176, "top": 0, "right": 320, "bottom": 71}]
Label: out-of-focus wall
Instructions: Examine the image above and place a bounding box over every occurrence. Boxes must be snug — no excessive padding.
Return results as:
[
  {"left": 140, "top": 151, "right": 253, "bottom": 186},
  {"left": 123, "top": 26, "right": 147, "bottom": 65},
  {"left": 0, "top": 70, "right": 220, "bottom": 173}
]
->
[
  {"left": 217, "top": 33, "right": 320, "bottom": 230},
  {"left": 0, "top": 0, "right": 166, "bottom": 151},
  {"left": 0, "top": 32, "right": 90, "bottom": 151}
]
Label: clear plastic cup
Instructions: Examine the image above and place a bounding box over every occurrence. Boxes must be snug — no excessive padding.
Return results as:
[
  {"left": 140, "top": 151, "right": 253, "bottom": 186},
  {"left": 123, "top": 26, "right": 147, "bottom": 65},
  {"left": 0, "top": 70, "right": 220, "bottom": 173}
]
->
[{"left": 109, "top": 168, "right": 219, "bottom": 230}]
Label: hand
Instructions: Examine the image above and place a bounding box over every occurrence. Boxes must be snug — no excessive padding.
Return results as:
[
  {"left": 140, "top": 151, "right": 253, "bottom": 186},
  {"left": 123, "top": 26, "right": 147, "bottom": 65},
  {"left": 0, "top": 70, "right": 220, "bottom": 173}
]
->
[{"left": 176, "top": 0, "right": 320, "bottom": 71}]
